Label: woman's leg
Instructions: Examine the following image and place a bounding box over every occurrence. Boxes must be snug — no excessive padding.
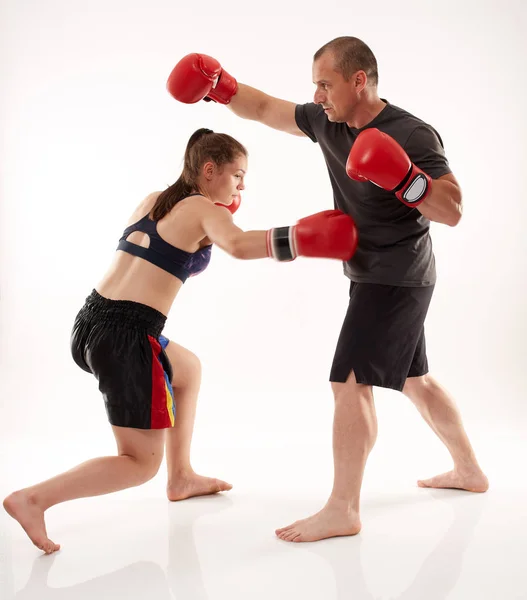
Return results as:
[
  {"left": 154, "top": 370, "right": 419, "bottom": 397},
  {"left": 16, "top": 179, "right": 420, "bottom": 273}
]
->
[
  {"left": 163, "top": 341, "right": 232, "bottom": 501},
  {"left": 3, "top": 426, "right": 165, "bottom": 554}
]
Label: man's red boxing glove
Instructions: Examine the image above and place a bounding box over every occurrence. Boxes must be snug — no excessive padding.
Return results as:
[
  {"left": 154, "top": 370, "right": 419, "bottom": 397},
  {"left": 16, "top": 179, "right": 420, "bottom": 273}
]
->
[
  {"left": 267, "top": 209, "right": 358, "bottom": 262},
  {"left": 166, "top": 53, "right": 238, "bottom": 105},
  {"left": 346, "top": 128, "right": 431, "bottom": 207}
]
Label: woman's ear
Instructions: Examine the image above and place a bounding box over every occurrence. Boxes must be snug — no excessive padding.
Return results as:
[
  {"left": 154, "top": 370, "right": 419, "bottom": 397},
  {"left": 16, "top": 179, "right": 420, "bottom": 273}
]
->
[{"left": 203, "top": 161, "right": 215, "bottom": 181}]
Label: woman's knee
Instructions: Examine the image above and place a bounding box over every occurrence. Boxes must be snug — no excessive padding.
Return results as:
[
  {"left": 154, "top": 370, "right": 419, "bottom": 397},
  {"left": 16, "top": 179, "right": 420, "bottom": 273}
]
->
[
  {"left": 140, "top": 451, "right": 164, "bottom": 481},
  {"left": 113, "top": 427, "right": 165, "bottom": 482},
  {"left": 184, "top": 350, "right": 202, "bottom": 380},
  {"left": 121, "top": 448, "right": 163, "bottom": 482},
  {"left": 165, "top": 343, "right": 201, "bottom": 389}
]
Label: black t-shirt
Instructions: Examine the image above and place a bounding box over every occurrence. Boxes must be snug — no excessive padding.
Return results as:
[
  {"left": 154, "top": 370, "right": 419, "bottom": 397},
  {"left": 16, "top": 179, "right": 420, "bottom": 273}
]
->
[{"left": 295, "top": 100, "right": 452, "bottom": 286}]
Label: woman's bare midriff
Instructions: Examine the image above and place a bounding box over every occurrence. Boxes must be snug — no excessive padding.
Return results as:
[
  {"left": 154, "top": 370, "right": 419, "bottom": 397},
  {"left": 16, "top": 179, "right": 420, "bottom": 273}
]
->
[
  {"left": 95, "top": 251, "right": 184, "bottom": 316},
  {"left": 95, "top": 193, "right": 211, "bottom": 315}
]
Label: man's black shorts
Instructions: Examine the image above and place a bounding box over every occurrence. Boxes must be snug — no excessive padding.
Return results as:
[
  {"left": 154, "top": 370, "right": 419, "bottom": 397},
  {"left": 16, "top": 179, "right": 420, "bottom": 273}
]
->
[{"left": 330, "top": 282, "right": 435, "bottom": 391}]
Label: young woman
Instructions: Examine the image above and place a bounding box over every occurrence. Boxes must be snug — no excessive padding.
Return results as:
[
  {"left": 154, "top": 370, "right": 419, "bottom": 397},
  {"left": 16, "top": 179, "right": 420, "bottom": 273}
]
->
[{"left": 3, "top": 128, "right": 358, "bottom": 554}]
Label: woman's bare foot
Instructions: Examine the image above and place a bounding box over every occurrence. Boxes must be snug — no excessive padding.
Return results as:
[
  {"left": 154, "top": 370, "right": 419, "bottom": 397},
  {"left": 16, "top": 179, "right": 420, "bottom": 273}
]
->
[
  {"left": 418, "top": 468, "right": 489, "bottom": 493},
  {"left": 275, "top": 503, "right": 361, "bottom": 543},
  {"left": 167, "top": 472, "right": 233, "bottom": 502},
  {"left": 3, "top": 491, "right": 60, "bottom": 554}
]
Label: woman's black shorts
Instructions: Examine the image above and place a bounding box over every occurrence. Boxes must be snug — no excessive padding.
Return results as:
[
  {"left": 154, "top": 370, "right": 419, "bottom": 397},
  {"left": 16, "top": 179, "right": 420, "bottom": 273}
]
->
[{"left": 71, "top": 290, "right": 176, "bottom": 429}]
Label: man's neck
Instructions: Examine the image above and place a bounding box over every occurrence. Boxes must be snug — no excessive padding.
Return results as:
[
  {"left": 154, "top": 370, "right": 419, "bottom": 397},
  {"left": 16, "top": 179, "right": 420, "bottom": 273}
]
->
[{"left": 346, "top": 96, "right": 387, "bottom": 130}]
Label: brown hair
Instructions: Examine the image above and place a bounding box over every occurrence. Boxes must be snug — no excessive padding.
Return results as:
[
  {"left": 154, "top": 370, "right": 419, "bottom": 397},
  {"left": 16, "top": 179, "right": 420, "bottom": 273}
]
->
[
  {"left": 314, "top": 36, "right": 379, "bottom": 86},
  {"left": 151, "top": 128, "right": 248, "bottom": 221}
]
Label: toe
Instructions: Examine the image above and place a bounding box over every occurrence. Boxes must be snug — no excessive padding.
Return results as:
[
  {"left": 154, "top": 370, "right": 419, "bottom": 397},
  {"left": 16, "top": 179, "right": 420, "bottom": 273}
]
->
[
  {"left": 276, "top": 525, "right": 294, "bottom": 534},
  {"left": 213, "top": 479, "right": 232, "bottom": 493},
  {"left": 283, "top": 530, "right": 299, "bottom": 542}
]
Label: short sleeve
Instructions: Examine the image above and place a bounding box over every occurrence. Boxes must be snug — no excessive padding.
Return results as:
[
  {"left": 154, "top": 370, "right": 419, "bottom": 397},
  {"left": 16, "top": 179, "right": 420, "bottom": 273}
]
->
[
  {"left": 404, "top": 125, "right": 452, "bottom": 180},
  {"left": 295, "top": 102, "right": 324, "bottom": 143}
]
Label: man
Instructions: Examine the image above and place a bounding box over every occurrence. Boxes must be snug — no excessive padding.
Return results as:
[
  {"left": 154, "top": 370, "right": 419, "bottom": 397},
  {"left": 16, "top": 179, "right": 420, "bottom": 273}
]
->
[{"left": 166, "top": 36, "right": 489, "bottom": 543}]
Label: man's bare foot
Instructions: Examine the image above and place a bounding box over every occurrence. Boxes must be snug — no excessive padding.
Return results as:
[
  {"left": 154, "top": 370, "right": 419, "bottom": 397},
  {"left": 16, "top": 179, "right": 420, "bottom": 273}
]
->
[
  {"left": 275, "top": 503, "right": 361, "bottom": 543},
  {"left": 3, "top": 491, "right": 60, "bottom": 554},
  {"left": 167, "top": 472, "right": 233, "bottom": 502},
  {"left": 418, "top": 469, "right": 489, "bottom": 493}
]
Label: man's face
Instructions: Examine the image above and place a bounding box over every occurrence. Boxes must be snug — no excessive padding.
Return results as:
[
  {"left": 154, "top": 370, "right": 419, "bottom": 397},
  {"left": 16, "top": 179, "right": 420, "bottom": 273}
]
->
[{"left": 312, "top": 52, "right": 359, "bottom": 123}]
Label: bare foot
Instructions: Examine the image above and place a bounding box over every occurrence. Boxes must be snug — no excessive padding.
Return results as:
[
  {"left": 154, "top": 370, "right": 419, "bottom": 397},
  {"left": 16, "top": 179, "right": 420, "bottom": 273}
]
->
[
  {"left": 167, "top": 472, "right": 233, "bottom": 502},
  {"left": 418, "top": 469, "right": 489, "bottom": 493},
  {"left": 275, "top": 504, "right": 361, "bottom": 543},
  {"left": 3, "top": 491, "right": 60, "bottom": 554}
]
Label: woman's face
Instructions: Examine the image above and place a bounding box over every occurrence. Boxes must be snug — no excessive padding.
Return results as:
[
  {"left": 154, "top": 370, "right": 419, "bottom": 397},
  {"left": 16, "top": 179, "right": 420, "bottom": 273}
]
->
[{"left": 205, "top": 154, "right": 247, "bottom": 207}]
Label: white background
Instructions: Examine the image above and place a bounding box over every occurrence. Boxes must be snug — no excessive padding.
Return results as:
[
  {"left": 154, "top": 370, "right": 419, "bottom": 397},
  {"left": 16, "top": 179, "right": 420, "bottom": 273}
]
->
[{"left": 1, "top": 1, "right": 526, "bottom": 598}]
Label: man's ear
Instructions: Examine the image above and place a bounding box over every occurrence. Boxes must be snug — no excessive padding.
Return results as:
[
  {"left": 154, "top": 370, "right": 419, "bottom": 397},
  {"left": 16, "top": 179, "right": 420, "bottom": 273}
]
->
[{"left": 354, "top": 70, "right": 367, "bottom": 92}]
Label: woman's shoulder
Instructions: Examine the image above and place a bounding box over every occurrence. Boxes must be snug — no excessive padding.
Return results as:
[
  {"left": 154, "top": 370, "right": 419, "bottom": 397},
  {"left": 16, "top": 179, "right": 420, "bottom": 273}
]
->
[
  {"left": 124, "top": 192, "right": 162, "bottom": 226},
  {"left": 179, "top": 193, "right": 209, "bottom": 204},
  {"left": 134, "top": 191, "right": 163, "bottom": 213},
  {"left": 143, "top": 191, "right": 162, "bottom": 209},
  {"left": 175, "top": 194, "right": 214, "bottom": 212}
]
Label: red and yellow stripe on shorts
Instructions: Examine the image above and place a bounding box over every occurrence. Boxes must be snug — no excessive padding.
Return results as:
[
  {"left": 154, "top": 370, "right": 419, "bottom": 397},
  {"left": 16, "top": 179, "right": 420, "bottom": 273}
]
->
[{"left": 148, "top": 335, "right": 176, "bottom": 429}]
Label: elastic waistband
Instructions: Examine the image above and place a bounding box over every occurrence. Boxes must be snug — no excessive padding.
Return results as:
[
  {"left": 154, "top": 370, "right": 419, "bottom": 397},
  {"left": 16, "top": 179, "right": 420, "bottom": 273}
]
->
[{"left": 82, "top": 290, "right": 167, "bottom": 337}]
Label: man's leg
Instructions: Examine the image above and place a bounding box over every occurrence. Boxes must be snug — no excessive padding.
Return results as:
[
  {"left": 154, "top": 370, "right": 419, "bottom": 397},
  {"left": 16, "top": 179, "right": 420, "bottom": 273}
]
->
[
  {"left": 275, "top": 370, "right": 376, "bottom": 543},
  {"left": 403, "top": 374, "right": 489, "bottom": 492}
]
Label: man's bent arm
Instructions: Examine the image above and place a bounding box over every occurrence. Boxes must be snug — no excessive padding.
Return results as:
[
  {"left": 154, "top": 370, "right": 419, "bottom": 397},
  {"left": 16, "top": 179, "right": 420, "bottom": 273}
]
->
[{"left": 418, "top": 173, "right": 463, "bottom": 227}]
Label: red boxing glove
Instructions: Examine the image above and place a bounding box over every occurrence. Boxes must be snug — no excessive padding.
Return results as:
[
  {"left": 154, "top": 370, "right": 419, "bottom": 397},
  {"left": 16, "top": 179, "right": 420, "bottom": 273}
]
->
[
  {"left": 215, "top": 193, "right": 241, "bottom": 215},
  {"left": 346, "top": 128, "right": 431, "bottom": 207},
  {"left": 166, "top": 53, "right": 238, "bottom": 105},
  {"left": 228, "top": 194, "right": 241, "bottom": 214},
  {"left": 267, "top": 209, "right": 358, "bottom": 262}
]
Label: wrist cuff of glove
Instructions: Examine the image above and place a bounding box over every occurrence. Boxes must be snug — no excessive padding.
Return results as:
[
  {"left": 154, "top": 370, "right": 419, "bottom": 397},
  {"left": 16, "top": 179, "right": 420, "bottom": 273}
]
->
[
  {"left": 394, "top": 164, "right": 432, "bottom": 207},
  {"left": 267, "top": 227, "right": 297, "bottom": 261},
  {"left": 207, "top": 71, "right": 238, "bottom": 105}
]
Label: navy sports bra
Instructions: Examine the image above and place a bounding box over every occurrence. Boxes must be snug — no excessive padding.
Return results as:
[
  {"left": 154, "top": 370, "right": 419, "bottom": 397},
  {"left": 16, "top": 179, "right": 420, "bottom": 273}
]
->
[{"left": 117, "top": 196, "right": 212, "bottom": 283}]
